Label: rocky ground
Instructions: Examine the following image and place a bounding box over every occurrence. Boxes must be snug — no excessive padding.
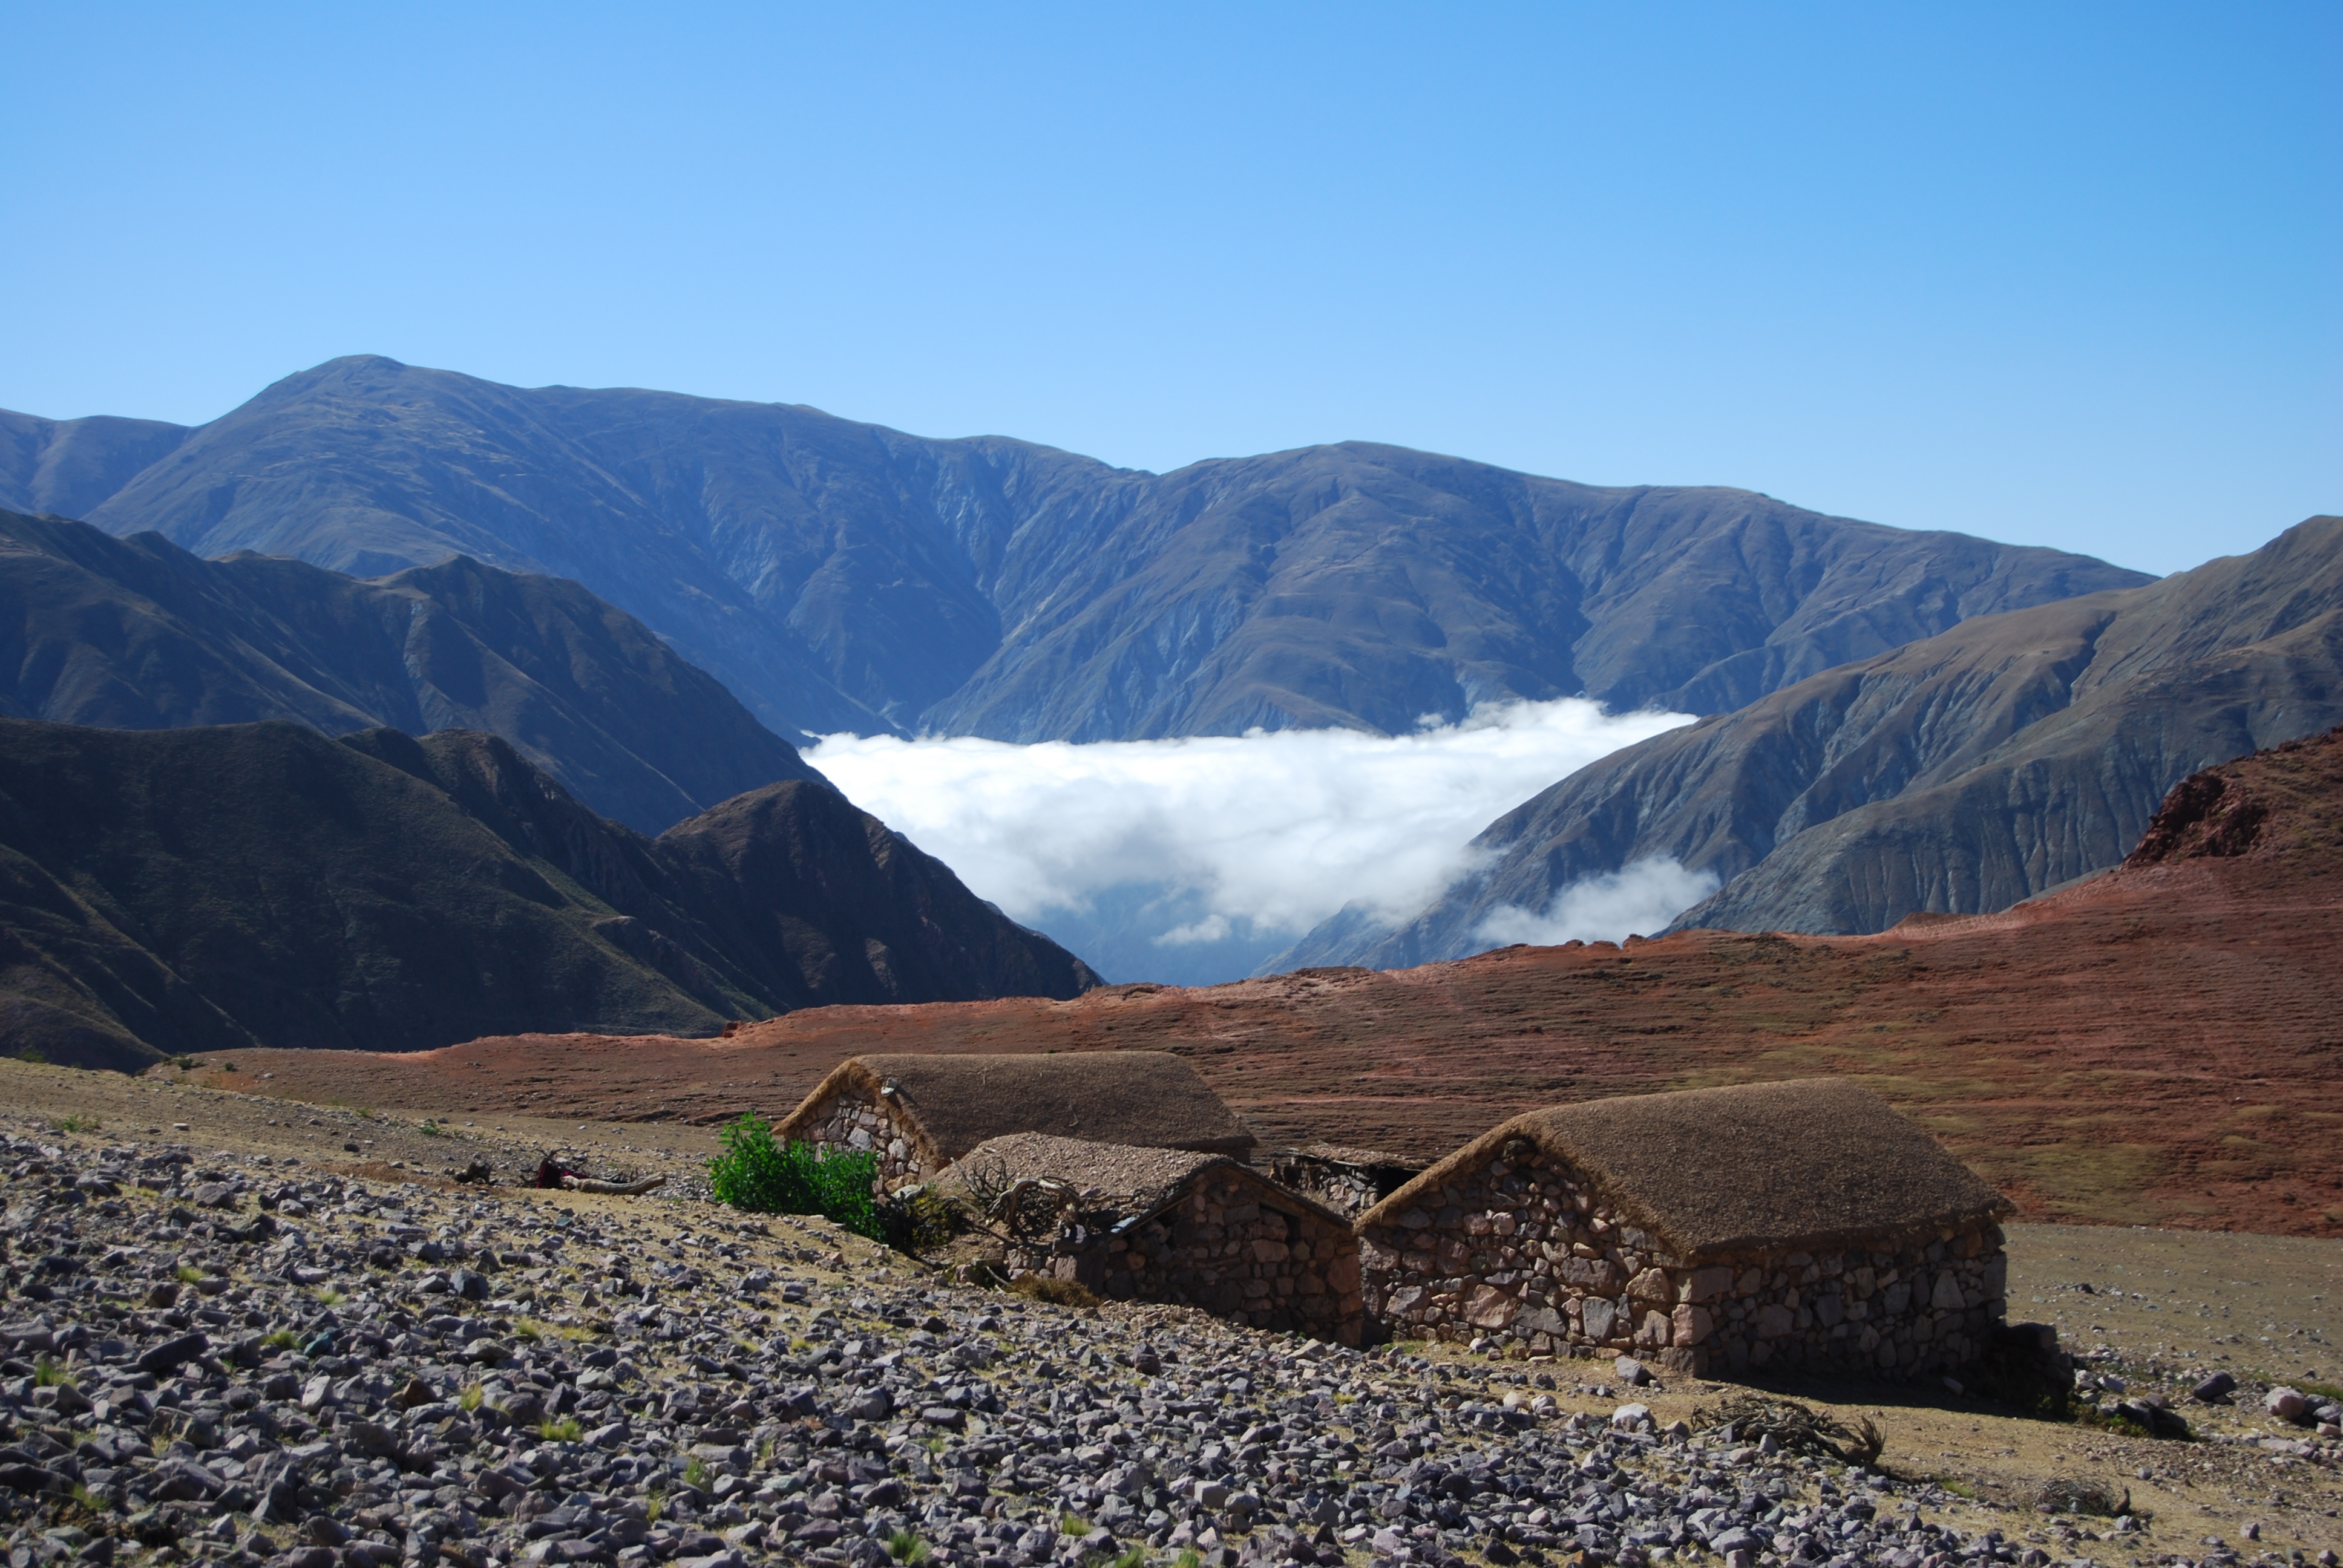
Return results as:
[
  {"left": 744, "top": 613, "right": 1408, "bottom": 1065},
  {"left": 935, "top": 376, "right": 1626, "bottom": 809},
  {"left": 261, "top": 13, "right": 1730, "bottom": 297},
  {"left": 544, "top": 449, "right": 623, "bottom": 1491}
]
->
[{"left": 2, "top": 1063, "right": 2341, "bottom": 1568}]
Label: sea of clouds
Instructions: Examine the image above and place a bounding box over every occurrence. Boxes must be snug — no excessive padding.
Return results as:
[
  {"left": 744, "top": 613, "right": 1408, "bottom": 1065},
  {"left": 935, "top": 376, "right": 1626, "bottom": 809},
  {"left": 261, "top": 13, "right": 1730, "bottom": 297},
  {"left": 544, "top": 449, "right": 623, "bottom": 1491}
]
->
[
  {"left": 806, "top": 698, "right": 1707, "bottom": 984},
  {"left": 1470, "top": 858, "right": 1723, "bottom": 950}
]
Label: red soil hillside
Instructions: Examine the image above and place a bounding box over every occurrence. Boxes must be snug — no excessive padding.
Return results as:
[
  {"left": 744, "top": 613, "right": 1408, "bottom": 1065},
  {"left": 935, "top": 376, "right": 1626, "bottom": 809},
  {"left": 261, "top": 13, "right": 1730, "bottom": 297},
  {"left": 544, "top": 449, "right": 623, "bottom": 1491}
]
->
[{"left": 201, "top": 727, "right": 2343, "bottom": 1237}]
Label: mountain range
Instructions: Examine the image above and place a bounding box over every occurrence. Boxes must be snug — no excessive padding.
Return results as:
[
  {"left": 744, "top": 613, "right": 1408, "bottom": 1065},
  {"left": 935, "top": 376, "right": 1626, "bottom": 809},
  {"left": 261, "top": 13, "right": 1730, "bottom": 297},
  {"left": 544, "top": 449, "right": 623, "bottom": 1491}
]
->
[
  {"left": 1, "top": 356, "right": 2149, "bottom": 745},
  {"left": 1282, "top": 514, "right": 2343, "bottom": 966},
  {"left": 0, "top": 719, "right": 1096, "bottom": 1071},
  {"left": 0, "top": 508, "right": 820, "bottom": 835}
]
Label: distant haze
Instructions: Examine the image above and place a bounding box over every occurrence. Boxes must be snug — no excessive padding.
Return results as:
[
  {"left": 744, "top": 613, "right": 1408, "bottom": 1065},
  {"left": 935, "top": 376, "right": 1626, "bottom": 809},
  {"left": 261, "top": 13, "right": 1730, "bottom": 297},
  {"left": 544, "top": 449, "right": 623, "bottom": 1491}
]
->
[{"left": 806, "top": 699, "right": 1694, "bottom": 984}]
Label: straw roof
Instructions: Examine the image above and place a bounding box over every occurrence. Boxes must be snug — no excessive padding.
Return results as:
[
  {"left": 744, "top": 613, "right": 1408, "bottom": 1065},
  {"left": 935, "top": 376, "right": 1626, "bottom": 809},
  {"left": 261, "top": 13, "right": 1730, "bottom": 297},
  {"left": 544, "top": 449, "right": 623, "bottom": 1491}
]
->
[
  {"left": 937, "top": 1132, "right": 1347, "bottom": 1230},
  {"left": 772, "top": 1050, "right": 1257, "bottom": 1171},
  {"left": 1281, "top": 1142, "right": 1421, "bottom": 1172},
  {"left": 1355, "top": 1078, "right": 2010, "bottom": 1261}
]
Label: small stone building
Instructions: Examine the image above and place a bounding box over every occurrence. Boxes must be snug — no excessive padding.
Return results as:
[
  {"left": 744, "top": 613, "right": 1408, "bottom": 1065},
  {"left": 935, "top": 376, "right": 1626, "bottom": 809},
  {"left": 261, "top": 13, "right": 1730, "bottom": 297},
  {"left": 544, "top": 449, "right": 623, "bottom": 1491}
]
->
[
  {"left": 1355, "top": 1078, "right": 2013, "bottom": 1378},
  {"left": 940, "top": 1132, "right": 1363, "bottom": 1344},
  {"left": 771, "top": 1051, "right": 1257, "bottom": 1192},
  {"left": 1268, "top": 1143, "right": 1422, "bottom": 1220}
]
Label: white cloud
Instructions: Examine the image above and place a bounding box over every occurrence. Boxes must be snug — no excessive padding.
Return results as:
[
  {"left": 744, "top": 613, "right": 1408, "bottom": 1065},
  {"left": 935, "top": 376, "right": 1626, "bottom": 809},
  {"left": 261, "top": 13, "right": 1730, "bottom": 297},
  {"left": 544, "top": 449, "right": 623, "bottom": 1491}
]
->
[
  {"left": 1471, "top": 858, "right": 1723, "bottom": 949},
  {"left": 805, "top": 699, "right": 1694, "bottom": 979}
]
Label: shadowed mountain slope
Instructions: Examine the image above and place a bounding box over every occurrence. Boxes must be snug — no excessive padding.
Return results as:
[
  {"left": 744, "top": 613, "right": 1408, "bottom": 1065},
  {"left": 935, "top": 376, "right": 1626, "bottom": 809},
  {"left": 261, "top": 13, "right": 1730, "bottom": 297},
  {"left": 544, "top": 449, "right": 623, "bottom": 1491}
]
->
[
  {"left": 9, "top": 355, "right": 2151, "bottom": 741},
  {"left": 0, "top": 720, "right": 1098, "bottom": 1071},
  {"left": 0, "top": 508, "right": 821, "bottom": 834},
  {"left": 1285, "top": 515, "right": 2343, "bottom": 965}
]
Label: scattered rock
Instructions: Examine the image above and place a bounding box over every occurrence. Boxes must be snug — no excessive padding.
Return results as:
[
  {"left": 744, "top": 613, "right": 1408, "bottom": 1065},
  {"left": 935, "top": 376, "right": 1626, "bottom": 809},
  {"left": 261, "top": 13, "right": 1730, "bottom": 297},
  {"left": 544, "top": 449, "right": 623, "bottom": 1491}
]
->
[
  {"left": 0, "top": 1112, "right": 2009, "bottom": 1568},
  {"left": 2191, "top": 1369, "right": 2238, "bottom": 1402}
]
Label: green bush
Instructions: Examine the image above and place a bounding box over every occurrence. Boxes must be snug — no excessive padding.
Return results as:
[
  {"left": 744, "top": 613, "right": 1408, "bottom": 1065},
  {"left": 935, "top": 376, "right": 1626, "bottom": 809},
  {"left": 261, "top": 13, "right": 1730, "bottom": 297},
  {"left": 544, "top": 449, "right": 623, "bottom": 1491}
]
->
[{"left": 707, "top": 1116, "right": 880, "bottom": 1238}]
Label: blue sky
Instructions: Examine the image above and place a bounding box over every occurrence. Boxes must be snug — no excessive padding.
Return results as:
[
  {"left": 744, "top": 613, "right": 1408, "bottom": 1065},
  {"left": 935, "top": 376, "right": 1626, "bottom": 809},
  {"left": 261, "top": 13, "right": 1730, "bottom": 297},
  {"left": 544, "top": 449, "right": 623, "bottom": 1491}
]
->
[{"left": 4, "top": 2, "right": 2335, "bottom": 576}]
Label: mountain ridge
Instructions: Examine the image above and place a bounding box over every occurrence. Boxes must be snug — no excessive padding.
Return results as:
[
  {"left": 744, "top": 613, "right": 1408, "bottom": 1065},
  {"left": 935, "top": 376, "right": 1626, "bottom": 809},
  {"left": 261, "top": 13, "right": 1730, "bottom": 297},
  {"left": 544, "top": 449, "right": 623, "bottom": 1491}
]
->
[
  {"left": 4, "top": 354, "right": 2152, "bottom": 744},
  {"left": 0, "top": 508, "right": 822, "bottom": 834}
]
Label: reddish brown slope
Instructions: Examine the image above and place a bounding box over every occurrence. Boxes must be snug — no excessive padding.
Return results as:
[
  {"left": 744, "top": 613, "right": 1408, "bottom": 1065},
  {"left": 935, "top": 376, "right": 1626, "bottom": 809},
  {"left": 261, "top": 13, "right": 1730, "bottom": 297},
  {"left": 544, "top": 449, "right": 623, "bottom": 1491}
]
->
[{"left": 206, "top": 728, "right": 2343, "bottom": 1236}]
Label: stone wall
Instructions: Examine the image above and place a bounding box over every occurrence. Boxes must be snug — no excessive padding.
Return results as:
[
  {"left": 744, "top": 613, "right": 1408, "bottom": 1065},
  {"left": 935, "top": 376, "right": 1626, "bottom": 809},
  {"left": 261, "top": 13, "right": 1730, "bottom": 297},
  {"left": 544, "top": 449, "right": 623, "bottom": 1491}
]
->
[
  {"left": 1267, "top": 1151, "right": 1415, "bottom": 1220},
  {"left": 1013, "top": 1169, "right": 1365, "bottom": 1345},
  {"left": 1358, "top": 1146, "right": 2006, "bottom": 1377},
  {"left": 795, "top": 1089, "right": 924, "bottom": 1192}
]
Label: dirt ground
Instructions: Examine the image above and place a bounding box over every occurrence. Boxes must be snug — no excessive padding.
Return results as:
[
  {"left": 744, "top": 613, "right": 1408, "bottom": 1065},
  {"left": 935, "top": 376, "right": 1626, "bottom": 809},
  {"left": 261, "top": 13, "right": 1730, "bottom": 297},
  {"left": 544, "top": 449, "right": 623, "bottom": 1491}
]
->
[{"left": 5, "top": 1056, "right": 2339, "bottom": 1559}]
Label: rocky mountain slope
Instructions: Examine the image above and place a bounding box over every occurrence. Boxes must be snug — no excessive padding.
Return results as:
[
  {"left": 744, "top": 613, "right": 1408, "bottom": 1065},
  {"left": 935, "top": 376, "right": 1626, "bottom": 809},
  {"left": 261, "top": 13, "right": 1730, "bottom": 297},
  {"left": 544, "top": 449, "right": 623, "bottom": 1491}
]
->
[
  {"left": 3, "top": 356, "right": 2150, "bottom": 741},
  {"left": 1285, "top": 514, "right": 2343, "bottom": 964},
  {"left": 0, "top": 508, "right": 821, "bottom": 835},
  {"left": 0, "top": 719, "right": 1096, "bottom": 1070},
  {"left": 224, "top": 725, "right": 2343, "bottom": 1237}
]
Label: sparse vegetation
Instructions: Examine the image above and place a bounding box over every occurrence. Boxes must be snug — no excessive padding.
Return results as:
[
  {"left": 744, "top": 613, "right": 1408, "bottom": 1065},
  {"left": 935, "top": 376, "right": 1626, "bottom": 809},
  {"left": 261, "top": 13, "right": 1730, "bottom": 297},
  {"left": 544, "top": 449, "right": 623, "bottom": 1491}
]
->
[
  {"left": 886, "top": 1529, "right": 932, "bottom": 1564},
  {"left": 315, "top": 1287, "right": 344, "bottom": 1305},
  {"left": 261, "top": 1328, "right": 298, "bottom": 1351},
  {"left": 47, "top": 1113, "right": 96, "bottom": 1134},
  {"left": 175, "top": 1264, "right": 204, "bottom": 1284},
  {"left": 1007, "top": 1272, "right": 1099, "bottom": 1309},
  {"left": 538, "top": 1416, "right": 583, "bottom": 1442},
  {"left": 706, "top": 1115, "right": 880, "bottom": 1238},
  {"left": 457, "top": 1383, "right": 484, "bottom": 1413},
  {"left": 2037, "top": 1479, "right": 2135, "bottom": 1518},
  {"left": 682, "top": 1455, "right": 712, "bottom": 1491},
  {"left": 33, "top": 1359, "right": 72, "bottom": 1389},
  {"left": 419, "top": 1119, "right": 445, "bottom": 1137},
  {"left": 876, "top": 1183, "right": 962, "bottom": 1253},
  {"left": 14, "top": 1047, "right": 44, "bottom": 1065},
  {"left": 1693, "top": 1393, "right": 1884, "bottom": 1466}
]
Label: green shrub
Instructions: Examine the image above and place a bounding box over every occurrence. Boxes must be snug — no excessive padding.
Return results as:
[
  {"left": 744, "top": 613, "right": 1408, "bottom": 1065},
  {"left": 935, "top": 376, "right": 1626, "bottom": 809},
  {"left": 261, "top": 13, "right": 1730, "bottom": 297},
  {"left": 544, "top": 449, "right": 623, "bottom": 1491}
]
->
[{"left": 706, "top": 1117, "right": 880, "bottom": 1238}]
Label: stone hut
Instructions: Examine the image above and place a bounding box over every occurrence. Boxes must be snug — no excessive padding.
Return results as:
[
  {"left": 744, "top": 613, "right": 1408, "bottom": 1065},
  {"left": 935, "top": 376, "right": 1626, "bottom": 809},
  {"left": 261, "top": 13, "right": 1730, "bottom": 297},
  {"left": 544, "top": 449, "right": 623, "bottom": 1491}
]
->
[
  {"left": 1355, "top": 1079, "right": 2014, "bottom": 1378},
  {"left": 771, "top": 1051, "right": 1257, "bottom": 1192},
  {"left": 939, "top": 1132, "right": 1363, "bottom": 1345},
  {"left": 1268, "top": 1143, "right": 1422, "bottom": 1220}
]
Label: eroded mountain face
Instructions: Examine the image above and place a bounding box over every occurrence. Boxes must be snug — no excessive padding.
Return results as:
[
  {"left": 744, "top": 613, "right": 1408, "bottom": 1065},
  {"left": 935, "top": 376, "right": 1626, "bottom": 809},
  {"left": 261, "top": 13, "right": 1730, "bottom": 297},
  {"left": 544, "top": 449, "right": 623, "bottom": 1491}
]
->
[{"left": 1284, "top": 514, "right": 2343, "bottom": 965}]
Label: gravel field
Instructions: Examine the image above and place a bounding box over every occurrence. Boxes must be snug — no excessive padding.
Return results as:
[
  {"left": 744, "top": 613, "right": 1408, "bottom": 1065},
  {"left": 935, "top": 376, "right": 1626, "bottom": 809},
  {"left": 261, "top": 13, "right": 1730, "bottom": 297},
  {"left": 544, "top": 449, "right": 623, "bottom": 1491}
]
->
[{"left": 1, "top": 1061, "right": 2339, "bottom": 1568}]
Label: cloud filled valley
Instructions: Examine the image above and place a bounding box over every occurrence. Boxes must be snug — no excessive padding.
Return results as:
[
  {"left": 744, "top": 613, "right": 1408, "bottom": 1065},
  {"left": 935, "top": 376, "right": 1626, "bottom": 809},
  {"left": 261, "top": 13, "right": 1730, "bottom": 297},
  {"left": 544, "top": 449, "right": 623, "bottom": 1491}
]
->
[{"left": 806, "top": 699, "right": 1697, "bottom": 984}]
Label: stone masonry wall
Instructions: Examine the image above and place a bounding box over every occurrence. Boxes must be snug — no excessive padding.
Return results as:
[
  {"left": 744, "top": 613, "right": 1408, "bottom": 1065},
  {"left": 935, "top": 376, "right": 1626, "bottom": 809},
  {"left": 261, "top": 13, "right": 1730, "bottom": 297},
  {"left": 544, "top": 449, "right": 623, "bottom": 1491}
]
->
[
  {"left": 797, "top": 1089, "right": 924, "bottom": 1192},
  {"left": 1012, "top": 1169, "right": 1365, "bottom": 1345},
  {"left": 1358, "top": 1146, "right": 2006, "bottom": 1378},
  {"left": 1268, "top": 1152, "right": 1400, "bottom": 1221}
]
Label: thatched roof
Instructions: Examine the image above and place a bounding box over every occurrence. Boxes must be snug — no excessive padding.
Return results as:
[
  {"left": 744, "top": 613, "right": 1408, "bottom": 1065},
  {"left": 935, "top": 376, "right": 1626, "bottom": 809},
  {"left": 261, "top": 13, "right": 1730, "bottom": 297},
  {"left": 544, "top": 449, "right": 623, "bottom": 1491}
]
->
[
  {"left": 937, "top": 1132, "right": 1346, "bottom": 1230},
  {"left": 772, "top": 1050, "right": 1257, "bottom": 1171},
  {"left": 1279, "top": 1143, "right": 1421, "bottom": 1174},
  {"left": 1355, "top": 1078, "right": 2010, "bottom": 1261}
]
